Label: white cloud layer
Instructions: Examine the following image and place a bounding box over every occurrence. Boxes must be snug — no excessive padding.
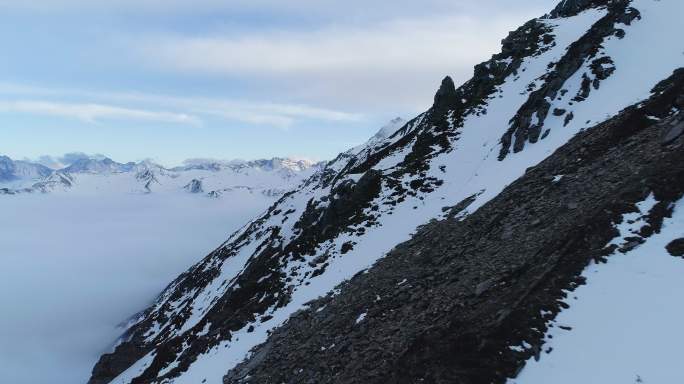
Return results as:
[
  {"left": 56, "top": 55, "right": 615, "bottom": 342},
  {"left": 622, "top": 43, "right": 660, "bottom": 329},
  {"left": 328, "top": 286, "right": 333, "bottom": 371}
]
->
[{"left": 0, "top": 192, "right": 273, "bottom": 384}]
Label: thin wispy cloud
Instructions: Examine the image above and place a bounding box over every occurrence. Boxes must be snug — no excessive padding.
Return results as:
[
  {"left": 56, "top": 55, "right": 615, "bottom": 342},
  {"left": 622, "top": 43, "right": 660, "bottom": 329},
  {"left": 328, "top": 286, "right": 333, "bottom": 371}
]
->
[
  {"left": 0, "top": 100, "right": 200, "bottom": 125},
  {"left": 0, "top": 85, "right": 362, "bottom": 129},
  {"left": 194, "top": 101, "right": 362, "bottom": 128}
]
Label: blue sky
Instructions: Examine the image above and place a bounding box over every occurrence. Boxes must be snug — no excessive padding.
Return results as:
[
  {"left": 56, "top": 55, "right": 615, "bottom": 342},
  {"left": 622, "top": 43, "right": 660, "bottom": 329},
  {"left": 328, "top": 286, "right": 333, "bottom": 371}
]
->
[{"left": 0, "top": 0, "right": 553, "bottom": 166}]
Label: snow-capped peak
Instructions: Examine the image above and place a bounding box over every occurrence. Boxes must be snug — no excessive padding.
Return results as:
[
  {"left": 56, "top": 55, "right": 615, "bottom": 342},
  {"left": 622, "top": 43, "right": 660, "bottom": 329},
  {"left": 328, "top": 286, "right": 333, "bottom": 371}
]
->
[
  {"left": 62, "top": 156, "right": 134, "bottom": 174},
  {"left": 370, "top": 117, "right": 406, "bottom": 142},
  {"left": 0, "top": 155, "right": 52, "bottom": 183}
]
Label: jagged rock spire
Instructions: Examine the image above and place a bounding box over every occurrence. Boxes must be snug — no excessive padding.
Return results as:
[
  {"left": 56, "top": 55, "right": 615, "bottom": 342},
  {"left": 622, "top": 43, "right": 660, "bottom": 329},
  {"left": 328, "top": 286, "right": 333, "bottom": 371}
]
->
[{"left": 433, "top": 76, "right": 459, "bottom": 110}]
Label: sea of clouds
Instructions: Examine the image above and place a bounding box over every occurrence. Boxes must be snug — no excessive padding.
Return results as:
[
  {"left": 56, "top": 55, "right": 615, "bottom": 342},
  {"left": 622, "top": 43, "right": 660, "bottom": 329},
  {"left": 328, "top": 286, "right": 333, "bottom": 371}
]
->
[{"left": 0, "top": 192, "right": 270, "bottom": 384}]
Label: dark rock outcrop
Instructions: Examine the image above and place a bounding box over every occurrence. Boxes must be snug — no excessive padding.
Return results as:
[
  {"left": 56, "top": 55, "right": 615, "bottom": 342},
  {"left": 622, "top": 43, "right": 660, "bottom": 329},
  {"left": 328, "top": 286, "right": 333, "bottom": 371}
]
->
[
  {"left": 432, "top": 76, "right": 459, "bottom": 111},
  {"left": 666, "top": 238, "right": 684, "bottom": 257}
]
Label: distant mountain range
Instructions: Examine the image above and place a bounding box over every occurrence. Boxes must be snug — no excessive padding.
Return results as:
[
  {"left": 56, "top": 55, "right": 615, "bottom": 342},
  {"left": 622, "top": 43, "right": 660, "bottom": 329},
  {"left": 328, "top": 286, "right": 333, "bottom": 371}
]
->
[
  {"left": 0, "top": 120, "right": 410, "bottom": 198},
  {"left": 0, "top": 153, "right": 331, "bottom": 198}
]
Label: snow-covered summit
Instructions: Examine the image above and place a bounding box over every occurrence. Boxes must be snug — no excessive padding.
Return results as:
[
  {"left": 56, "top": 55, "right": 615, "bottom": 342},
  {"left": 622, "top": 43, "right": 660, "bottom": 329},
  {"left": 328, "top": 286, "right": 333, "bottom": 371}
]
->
[
  {"left": 323, "top": 117, "right": 406, "bottom": 176},
  {"left": 0, "top": 155, "right": 52, "bottom": 183},
  {"left": 370, "top": 117, "right": 406, "bottom": 142}
]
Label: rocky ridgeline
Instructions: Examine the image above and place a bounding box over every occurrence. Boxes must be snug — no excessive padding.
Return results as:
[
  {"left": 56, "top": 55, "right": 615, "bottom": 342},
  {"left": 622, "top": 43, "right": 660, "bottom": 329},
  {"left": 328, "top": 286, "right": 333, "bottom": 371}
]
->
[{"left": 499, "top": 0, "right": 639, "bottom": 159}]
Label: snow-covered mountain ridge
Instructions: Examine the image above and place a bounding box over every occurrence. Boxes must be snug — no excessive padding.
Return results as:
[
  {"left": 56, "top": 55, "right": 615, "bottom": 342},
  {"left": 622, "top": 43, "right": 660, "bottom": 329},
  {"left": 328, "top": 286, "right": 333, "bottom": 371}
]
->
[
  {"left": 89, "top": 1, "right": 684, "bottom": 383},
  {"left": 0, "top": 155, "right": 52, "bottom": 184},
  {"left": 0, "top": 155, "right": 324, "bottom": 198}
]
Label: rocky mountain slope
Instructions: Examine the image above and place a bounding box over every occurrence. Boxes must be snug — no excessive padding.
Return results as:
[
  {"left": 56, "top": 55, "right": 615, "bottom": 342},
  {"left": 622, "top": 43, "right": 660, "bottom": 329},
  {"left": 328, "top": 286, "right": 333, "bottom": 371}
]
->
[
  {"left": 225, "top": 67, "right": 684, "bottom": 384},
  {"left": 0, "top": 155, "right": 322, "bottom": 198},
  {"left": 90, "top": 1, "right": 684, "bottom": 383}
]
